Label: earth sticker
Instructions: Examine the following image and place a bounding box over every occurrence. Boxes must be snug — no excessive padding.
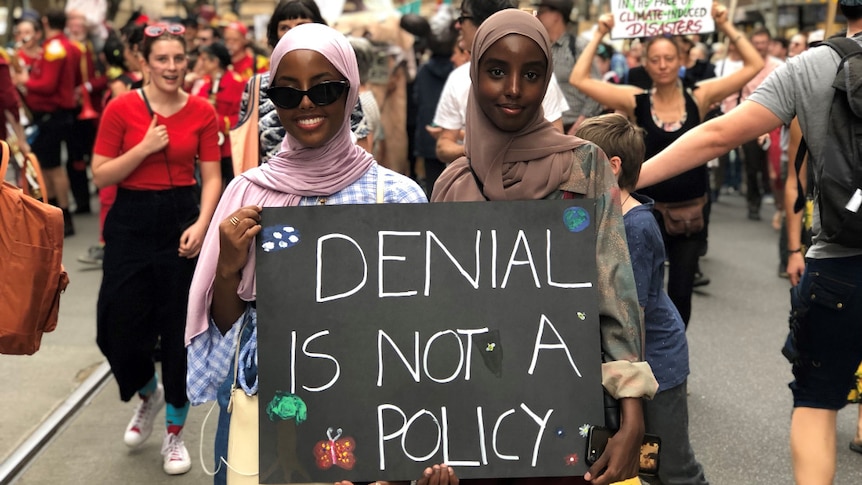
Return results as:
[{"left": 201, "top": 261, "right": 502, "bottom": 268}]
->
[{"left": 563, "top": 206, "right": 590, "bottom": 233}]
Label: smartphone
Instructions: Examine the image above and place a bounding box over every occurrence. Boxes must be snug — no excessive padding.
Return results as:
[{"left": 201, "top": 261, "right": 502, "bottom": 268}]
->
[{"left": 585, "top": 425, "right": 661, "bottom": 476}]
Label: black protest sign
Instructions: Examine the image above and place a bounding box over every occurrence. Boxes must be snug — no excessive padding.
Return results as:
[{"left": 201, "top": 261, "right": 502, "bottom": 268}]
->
[{"left": 255, "top": 200, "right": 604, "bottom": 483}]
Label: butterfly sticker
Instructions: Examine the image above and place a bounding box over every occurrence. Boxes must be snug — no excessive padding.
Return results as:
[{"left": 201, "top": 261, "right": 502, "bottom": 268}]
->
[{"left": 313, "top": 427, "right": 356, "bottom": 470}]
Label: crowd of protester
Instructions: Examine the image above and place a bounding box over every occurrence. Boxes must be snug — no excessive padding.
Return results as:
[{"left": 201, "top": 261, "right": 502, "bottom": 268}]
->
[{"left": 2, "top": 0, "right": 860, "bottom": 484}]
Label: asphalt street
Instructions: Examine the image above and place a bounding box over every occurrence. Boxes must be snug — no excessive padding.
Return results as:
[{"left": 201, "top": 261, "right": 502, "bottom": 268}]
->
[{"left": 2, "top": 191, "right": 861, "bottom": 484}]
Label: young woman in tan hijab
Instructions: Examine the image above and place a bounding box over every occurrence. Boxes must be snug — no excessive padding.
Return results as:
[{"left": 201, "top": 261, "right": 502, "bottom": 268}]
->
[{"left": 432, "top": 9, "right": 657, "bottom": 485}]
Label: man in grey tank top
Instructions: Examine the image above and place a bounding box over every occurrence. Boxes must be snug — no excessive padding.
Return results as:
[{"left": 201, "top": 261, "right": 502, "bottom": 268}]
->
[{"left": 637, "top": 2, "right": 862, "bottom": 483}]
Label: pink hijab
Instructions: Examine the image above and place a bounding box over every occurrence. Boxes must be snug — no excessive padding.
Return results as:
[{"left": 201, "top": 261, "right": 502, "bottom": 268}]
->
[
  {"left": 186, "top": 23, "right": 374, "bottom": 344},
  {"left": 431, "top": 9, "right": 588, "bottom": 202}
]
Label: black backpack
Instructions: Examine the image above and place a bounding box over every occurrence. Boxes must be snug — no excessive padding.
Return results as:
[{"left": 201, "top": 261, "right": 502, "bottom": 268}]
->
[{"left": 794, "top": 37, "right": 862, "bottom": 248}]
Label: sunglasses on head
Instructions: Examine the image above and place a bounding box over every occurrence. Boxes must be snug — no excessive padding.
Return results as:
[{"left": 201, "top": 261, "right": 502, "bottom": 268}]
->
[
  {"left": 266, "top": 80, "right": 349, "bottom": 109},
  {"left": 144, "top": 23, "right": 186, "bottom": 38}
]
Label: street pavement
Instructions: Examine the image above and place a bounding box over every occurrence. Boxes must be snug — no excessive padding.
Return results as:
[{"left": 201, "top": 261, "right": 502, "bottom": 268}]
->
[{"left": 2, "top": 192, "right": 862, "bottom": 484}]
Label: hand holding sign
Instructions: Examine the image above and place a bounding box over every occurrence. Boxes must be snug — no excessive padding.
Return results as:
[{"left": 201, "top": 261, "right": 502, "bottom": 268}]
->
[
  {"left": 583, "top": 398, "right": 643, "bottom": 485},
  {"left": 333, "top": 463, "right": 458, "bottom": 485},
  {"left": 419, "top": 463, "right": 460, "bottom": 485},
  {"left": 712, "top": 1, "right": 729, "bottom": 27},
  {"left": 597, "top": 13, "right": 614, "bottom": 38},
  {"left": 219, "top": 205, "right": 262, "bottom": 275}
]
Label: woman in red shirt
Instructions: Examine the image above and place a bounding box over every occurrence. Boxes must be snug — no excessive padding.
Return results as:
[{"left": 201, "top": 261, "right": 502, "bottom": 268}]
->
[
  {"left": 191, "top": 41, "right": 244, "bottom": 186},
  {"left": 90, "top": 23, "right": 221, "bottom": 476}
]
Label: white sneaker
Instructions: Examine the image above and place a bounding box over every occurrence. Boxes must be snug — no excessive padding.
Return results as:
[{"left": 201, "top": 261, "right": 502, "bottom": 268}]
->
[
  {"left": 123, "top": 384, "right": 165, "bottom": 448},
  {"left": 161, "top": 432, "right": 192, "bottom": 475}
]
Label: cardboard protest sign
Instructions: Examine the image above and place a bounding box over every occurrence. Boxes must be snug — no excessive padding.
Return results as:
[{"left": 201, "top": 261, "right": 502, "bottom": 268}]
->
[
  {"left": 610, "top": 0, "right": 715, "bottom": 39},
  {"left": 255, "top": 200, "right": 605, "bottom": 483}
]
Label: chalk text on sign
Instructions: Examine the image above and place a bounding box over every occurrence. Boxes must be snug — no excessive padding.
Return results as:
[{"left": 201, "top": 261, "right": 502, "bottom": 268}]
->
[
  {"left": 316, "top": 230, "right": 593, "bottom": 303},
  {"left": 375, "top": 314, "right": 583, "bottom": 386},
  {"left": 376, "top": 403, "right": 554, "bottom": 470}
]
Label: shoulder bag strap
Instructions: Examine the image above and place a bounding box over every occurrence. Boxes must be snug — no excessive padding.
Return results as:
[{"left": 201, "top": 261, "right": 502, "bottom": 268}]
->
[
  {"left": 138, "top": 88, "right": 175, "bottom": 187},
  {"left": 139, "top": 88, "right": 154, "bottom": 117},
  {"left": 376, "top": 165, "right": 385, "bottom": 203},
  {"left": 793, "top": 137, "right": 809, "bottom": 214},
  {"left": 251, "top": 75, "right": 261, "bottom": 113},
  {"left": 227, "top": 316, "right": 250, "bottom": 413},
  {"left": 0, "top": 140, "right": 9, "bottom": 183}
]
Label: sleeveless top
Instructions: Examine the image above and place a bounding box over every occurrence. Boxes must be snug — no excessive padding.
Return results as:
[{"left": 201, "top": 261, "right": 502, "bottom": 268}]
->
[{"left": 634, "top": 87, "right": 708, "bottom": 202}]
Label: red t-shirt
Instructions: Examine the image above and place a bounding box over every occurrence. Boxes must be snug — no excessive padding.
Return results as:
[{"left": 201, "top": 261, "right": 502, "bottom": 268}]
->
[
  {"left": 93, "top": 91, "right": 220, "bottom": 190},
  {"left": 193, "top": 69, "right": 245, "bottom": 157}
]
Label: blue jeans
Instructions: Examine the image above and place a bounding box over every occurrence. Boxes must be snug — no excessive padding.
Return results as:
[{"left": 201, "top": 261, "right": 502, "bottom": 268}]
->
[
  {"left": 214, "top": 321, "right": 257, "bottom": 485},
  {"left": 787, "top": 255, "right": 862, "bottom": 409}
]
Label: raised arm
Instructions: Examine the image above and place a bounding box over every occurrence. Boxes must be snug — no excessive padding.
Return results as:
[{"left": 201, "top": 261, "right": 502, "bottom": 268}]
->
[
  {"left": 568, "top": 14, "right": 642, "bottom": 118},
  {"left": 693, "top": 3, "right": 764, "bottom": 116},
  {"left": 638, "top": 100, "right": 784, "bottom": 188}
]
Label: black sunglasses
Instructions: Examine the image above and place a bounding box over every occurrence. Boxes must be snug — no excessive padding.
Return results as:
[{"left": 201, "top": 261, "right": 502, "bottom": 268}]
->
[
  {"left": 266, "top": 80, "right": 349, "bottom": 109},
  {"left": 456, "top": 14, "right": 473, "bottom": 25}
]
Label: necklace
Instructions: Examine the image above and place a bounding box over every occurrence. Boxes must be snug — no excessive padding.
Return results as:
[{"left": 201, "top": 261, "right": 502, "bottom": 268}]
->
[
  {"left": 649, "top": 81, "right": 687, "bottom": 131},
  {"left": 622, "top": 193, "right": 632, "bottom": 207}
]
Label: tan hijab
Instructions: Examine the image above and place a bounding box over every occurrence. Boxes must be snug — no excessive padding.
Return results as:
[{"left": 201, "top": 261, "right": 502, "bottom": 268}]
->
[{"left": 432, "top": 9, "right": 589, "bottom": 202}]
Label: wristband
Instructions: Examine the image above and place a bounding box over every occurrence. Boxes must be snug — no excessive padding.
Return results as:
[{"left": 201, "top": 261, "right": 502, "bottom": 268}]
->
[{"left": 789, "top": 248, "right": 802, "bottom": 254}]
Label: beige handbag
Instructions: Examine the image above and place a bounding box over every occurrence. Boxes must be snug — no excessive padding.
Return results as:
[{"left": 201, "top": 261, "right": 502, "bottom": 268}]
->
[
  {"left": 200, "top": 319, "right": 259, "bottom": 484},
  {"left": 226, "top": 324, "right": 259, "bottom": 484}
]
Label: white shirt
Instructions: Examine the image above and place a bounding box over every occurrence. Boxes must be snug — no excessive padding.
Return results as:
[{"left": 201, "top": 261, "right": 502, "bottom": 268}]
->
[
  {"left": 432, "top": 61, "right": 569, "bottom": 131},
  {"left": 714, "top": 57, "right": 744, "bottom": 114}
]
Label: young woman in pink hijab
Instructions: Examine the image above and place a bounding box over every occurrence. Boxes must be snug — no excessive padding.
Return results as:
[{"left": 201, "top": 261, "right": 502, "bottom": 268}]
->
[
  {"left": 183, "top": 24, "right": 431, "bottom": 485},
  {"left": 432, "top": 10, "right": 657, "bottom": 485}
]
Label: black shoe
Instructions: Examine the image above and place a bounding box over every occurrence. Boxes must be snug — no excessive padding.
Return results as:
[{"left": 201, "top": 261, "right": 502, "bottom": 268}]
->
[
  {"left": 747, "top": 209, "right": 761, "bottom": 221},
  {"left": 693, "top": 272, "right": 710, "bottom": 287}
]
